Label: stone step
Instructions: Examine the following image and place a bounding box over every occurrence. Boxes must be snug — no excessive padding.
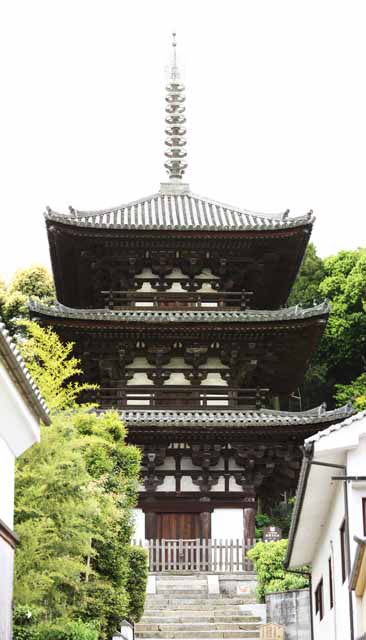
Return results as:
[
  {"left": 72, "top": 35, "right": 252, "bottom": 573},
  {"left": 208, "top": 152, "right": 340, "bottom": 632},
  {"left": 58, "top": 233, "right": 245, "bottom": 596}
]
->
[
  {"left": 136, "top": 623, "right": 260, "bottom": 632},
  {"left": 135, "top": 632, "right": 259, "bottom": 639},
  {"left": 141, "top": 617, "right": 261, "bottom": 625},
  {"left": 156, "top": 588, "right": 208, "bottom": 594},
  {"left": 145, "top": 598, "right": 256, "bottom": 607}
]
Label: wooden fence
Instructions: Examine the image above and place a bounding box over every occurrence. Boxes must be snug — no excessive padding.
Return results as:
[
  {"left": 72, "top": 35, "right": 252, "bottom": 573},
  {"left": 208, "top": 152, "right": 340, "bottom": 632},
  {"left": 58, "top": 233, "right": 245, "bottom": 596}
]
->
[{"left": 132, "top": 538, "right": 255, "bottom": 572}]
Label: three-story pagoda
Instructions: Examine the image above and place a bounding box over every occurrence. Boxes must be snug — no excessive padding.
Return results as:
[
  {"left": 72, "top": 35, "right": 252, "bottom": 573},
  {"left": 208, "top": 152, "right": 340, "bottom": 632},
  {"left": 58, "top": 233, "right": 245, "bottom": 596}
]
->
[{"left": 32, "top": 36, "right": 352, "bottom": 547}]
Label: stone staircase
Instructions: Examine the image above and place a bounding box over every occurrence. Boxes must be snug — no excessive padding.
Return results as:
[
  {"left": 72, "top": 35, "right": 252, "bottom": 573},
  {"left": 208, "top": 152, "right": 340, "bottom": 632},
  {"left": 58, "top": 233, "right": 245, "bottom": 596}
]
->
[{"left": 135, "top": 574, "right": 265, "bottom": 640}]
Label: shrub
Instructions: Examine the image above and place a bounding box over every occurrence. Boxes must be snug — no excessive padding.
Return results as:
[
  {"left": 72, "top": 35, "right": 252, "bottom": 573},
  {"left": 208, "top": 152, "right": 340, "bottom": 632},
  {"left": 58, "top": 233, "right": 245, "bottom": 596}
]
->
[
  {"left": 126, "top": 546, "right": 149, "bottom": 622},
  {"left": 247, "top": 539, "right": 308, "bottom": 602},
  {"left": 36, "top": 621, "right": 98, "bottom": 640}
]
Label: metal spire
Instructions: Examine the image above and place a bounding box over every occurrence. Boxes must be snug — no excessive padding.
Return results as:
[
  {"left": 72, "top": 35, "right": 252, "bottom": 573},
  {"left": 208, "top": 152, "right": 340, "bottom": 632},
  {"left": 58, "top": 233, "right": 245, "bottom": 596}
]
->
[{"left": 164, "top": 33, "right": 187, "bottom": 181}]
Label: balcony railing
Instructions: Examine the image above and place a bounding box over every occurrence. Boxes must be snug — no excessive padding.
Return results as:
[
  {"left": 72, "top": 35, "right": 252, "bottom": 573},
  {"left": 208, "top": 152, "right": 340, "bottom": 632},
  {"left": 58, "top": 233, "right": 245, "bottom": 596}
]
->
[
  {"left": 101, "top": 289, "right": 253, "bottom": 310},
  {"left": 90, "top": 385, "right": 270, "bottom": 410}
]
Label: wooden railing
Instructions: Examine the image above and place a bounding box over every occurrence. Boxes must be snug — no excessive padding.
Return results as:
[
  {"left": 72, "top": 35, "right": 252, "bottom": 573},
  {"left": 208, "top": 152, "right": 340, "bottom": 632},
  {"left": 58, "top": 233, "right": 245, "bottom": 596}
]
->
[
  {"left": 94, "top": 386, "right": 269, "bottom": 410},
  {"left": 101, "top": 289, "right": 253, "bottom": 310},
  {"left": 132, "top": 538, "right": 255, "bottom": 572}
]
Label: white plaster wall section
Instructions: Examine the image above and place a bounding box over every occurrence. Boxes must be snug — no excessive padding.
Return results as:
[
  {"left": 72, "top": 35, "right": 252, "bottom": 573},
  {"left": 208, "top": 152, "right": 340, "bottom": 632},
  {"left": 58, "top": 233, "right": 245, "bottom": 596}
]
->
[
  {"left": 181, "top": 456, "right": 201, "bottom": 470},
  {"left": 211, "top": 509, "right": 244, "bottom": 540},
  {"left": 132, "top": 508, "right": 146, "bottom": 542},
  {"left": 164, "top": 372, "right": 189, "bottom": 385},
  {"left": 227, "top": 458, "right": 245, "bottom": 472},
  {"left": 180, "top": 476, "right": 196, "bottom": 491},
  {"left": 311, "top": 482, "right": 348, "bottom": 640},
  {"left": 347, "top": 437, "right": 366, "bottom": 559},
  {"left": 0, "top": 539, "right": 14, "bottom": 640},
  {"left": 0, "top": 438, "right": 15, "bottom": 527},
  {"left": 205, "top": 357, "right": 228, "bottom": 370},
  {"left": 127, "top": 372, "right": 153, "bottom": 385},
  {"left": 213, "top": 476, "right": 225, "bottom": 491},
  {"left": 229, "top": 476, "right": 243, "bottom": 492},
  {"left": 165, "top": 357, "right": 191, "bottom": 369},
  {"left": 158, "top": 457, "right": 176, "bottom": 471},
  {"left": 0, "top": 362, "right": 40, "bottom": 456},
  {"left": 126, "top": 357, "right": 154, "bottom": 369},
  {"left": 204, "top": 372, "right": 228, "bottom": 386},
  {"left": 156, "top": 476, "right": 176, "bottom": 492},
  {"left": 210, "top": 456, "right": 225, "bottom": 471},
  {"left": 138, "top": 483, "right": 146, "bottom": 492}
]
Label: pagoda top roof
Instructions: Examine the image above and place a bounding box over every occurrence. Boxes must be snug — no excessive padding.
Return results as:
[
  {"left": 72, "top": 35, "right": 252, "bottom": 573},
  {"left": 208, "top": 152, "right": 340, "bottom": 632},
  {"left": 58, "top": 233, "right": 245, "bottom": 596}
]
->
[
  {"left": 45, "top": 185, "right": 314, "bottom": 233},
  {"left": 120, "top": 404, "right": 353, "bottom": 429},
  {"left": 30, "top": 300, "right": 330, "bottom": 324}
]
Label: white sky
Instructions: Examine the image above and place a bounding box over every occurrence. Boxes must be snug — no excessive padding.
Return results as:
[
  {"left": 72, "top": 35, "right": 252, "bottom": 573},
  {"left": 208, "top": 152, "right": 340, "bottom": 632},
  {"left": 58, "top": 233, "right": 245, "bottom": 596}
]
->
[{"left": 1, "top": 0, "right": 366, "bottom": 281}]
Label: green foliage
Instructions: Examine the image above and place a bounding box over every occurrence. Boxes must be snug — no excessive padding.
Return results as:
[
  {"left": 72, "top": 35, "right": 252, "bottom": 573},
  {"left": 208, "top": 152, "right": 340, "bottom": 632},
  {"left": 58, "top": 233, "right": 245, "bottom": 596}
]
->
[
  {"left": 13, "top": 322, "right": 143, "bottom": 639},
  {"left": 288, "top": 243, "right": 325, "bottom": 307},
  {"left": 19, "top": 320, "right": 97, "bottom": 413},
  {"left": 247, "top": 540, "right": 308, "bottom": 602},
  {"left": 0, "top": 265, "right": 54, "bottom": 334},
  {"left": 255, "top": 513, "right": 271, "bottom": 539},
  {"left": 335, "top": 373, "right": 366, "bottom": 410},
  {"left": 126, "top": 546, "right": 149, "bottom": 622}
]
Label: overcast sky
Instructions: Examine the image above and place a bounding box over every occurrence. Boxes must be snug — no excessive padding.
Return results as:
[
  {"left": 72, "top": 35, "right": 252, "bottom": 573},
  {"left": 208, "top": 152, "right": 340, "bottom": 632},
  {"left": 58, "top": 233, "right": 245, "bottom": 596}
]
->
[{"left": 1, "top": 0, "right": 365, "bottom": 280}]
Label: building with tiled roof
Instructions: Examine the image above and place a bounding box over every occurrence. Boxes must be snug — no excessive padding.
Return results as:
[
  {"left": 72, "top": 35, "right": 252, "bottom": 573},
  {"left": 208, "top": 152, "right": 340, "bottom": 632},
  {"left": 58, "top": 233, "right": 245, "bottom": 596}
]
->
[{"left": 32, "top": 35, "right": 351, "bottom": 557}]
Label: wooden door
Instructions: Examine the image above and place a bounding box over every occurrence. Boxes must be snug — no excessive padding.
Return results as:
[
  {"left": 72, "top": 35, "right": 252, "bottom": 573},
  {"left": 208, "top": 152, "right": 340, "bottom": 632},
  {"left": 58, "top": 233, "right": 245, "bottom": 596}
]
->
[{"left": 157, "top": 513, "right": 201, "bottom": 539}]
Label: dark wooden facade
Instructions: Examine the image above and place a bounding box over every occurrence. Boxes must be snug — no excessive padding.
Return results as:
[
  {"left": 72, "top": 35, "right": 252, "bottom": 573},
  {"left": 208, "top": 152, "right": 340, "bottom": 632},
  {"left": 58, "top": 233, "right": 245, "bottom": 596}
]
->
[{"left": 35, "top": 189, "right": 352, "bottom": 545}]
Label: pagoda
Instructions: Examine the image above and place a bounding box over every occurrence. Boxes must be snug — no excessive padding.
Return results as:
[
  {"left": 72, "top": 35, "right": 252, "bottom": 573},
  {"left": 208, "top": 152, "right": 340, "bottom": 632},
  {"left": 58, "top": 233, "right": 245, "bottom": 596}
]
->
[{"left": 31, "top": 35, "right": 352, "bottom": 550}]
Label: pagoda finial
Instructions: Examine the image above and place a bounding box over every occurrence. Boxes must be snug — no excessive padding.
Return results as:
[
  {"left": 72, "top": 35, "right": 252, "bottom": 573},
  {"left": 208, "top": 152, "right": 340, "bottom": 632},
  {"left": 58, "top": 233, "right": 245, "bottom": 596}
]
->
[{"left": 164, "top": 33, "right": 187, "bottom": 181}]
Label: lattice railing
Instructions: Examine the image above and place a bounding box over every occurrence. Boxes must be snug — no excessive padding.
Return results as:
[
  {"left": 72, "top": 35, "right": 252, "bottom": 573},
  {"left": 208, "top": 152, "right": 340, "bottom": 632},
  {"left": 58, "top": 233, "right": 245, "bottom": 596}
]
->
[{"left": 132, "top": 538, "right": 256, "bottom": 572}]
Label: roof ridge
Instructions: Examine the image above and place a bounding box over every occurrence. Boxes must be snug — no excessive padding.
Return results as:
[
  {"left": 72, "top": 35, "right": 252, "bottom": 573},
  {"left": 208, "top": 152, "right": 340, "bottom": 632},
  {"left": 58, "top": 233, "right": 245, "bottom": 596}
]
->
[{"left": 29, "top": 299, "right": 330, "bottom": 322}]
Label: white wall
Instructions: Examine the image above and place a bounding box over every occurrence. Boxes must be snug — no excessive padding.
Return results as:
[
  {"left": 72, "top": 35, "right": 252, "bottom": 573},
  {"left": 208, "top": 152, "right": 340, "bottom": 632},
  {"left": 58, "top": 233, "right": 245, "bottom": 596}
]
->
[
  {"left": 311, "top": 482, "right": 349, "bottom": 640},
  {"left": 211, "top": 508, "right": 243, "bottom": 540},
  {"left": 0, "top": 438, "right": 15, "bottom": 529},
  {"left": 0, "top": 538, "right": 14, "bottom": 640},
  {"left": 132, "top": 509, "right": 146, "bottom": 541}
]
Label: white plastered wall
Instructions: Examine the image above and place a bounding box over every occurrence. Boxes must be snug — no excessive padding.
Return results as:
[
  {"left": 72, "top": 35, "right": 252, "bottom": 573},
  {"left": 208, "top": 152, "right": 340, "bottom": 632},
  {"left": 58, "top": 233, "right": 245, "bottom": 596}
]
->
[
  {"left": 211, "top": 508, "right": 244, "bottom": 540},
  {"left": 132, "top": 509, "right": 146, "bottom": 542}
]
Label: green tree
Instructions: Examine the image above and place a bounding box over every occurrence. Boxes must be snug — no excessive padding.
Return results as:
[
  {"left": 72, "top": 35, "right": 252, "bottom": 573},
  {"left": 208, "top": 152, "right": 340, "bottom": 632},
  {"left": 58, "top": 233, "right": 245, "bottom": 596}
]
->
[
  {"left": 0, "top": 265, "right": 54, "bottom": 334},
  {"left": 335, "top": 373, "right": 366, "bottom": 411},
  {"left": 288, "top": 243, "right": 325, "bottom": 308},
  {"left": 247, "top": 540, "right": 308, "bottom": 601},
  {"left": 14, "top": 322, "right": 146, "bottom": 639},
  {"left": 19, "top": 320, "right": 96, "bottom": 413}
]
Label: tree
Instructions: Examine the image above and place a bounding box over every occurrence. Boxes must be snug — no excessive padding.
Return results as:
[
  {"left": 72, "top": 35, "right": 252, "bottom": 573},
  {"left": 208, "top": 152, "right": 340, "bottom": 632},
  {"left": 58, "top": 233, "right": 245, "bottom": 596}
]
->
[
  {"left": 14, "top": 322, "right": 146, "bottom": 639},
  {"left": 287, "top": 243, "right": 325, "bottom": 308},
  {"left": 19, "top": 320, "right": 96, "bottom": 413},
  {"left": 0, "top": 265, "right": 55, "bottom": 334},
  {"left": 335, "top": 373, "right": 366, "bottom": 411},
  {"left": 247, "top": 540, "right": 308, "bottom": 602}
]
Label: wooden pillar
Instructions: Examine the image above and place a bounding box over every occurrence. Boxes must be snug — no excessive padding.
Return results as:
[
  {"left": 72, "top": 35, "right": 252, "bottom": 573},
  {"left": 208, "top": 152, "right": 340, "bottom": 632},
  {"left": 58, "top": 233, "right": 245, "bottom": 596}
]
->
[
  {"left": 199, "top": 511, "right": 211, "bottom": 540},
  {"left": 145, "top": 511, "right": 157, "bottom": 539},
  {"left": 243, "top": 486, "right": 257, "bottom": 545}
]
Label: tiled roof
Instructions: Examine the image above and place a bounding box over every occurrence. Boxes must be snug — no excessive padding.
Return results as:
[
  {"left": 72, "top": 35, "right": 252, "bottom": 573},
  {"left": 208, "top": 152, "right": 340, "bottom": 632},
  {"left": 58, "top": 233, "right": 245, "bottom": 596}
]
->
[
  {"left": 0, "top": 322, "right": 50, "bottom": 425},
  {"left": 120, "top": 404, "right": 353, "bottom": 429},
  {"left": 305, "top": 409, "right": 366, "bottom": 443},
  {"left": 45, "top": 187, "right": 314, "bottom": 232},
  {"left": 29, "top": 300, "right": 330, "bottom": 324}
]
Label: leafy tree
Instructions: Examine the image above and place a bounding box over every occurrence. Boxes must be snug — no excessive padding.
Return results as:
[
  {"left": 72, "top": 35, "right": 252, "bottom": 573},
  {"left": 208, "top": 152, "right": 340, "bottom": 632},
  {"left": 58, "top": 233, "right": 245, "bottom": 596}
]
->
[
  {"left": 247, "top": 540, "right": 308, "bottom": 601},
  {"left": 14, "top": 322, "right": 146, "bottom": 639},
  {"left": 19, "top": 320, "right": 96, "bottom": 413},
  {"left": 288, "top": 243, "right": 325, "bottom": 308},
  {"left": 335, "top": 373, "right": 366, "bottom": 411},
  {"left": 0, "top": 265, "right": 54, "bottom": 334}
]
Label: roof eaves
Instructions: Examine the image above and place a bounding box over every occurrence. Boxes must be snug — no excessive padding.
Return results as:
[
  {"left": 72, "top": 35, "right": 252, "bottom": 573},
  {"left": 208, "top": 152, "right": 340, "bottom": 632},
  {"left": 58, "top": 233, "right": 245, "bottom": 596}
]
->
[
  {"left": 284, "top": 442, "right": 314, "bottom": 569},
  {"left": 0, "top": 322, "right": 50, "bottom": 425},
  {"left": 305, "top": 409, "right": 366, "bottom": 445}
]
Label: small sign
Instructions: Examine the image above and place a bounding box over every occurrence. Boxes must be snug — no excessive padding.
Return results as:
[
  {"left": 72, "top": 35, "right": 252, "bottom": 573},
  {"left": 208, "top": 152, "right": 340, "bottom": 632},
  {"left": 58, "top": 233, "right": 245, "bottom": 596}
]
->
[
  {"left": 237, "top": 584, "right": 250, "bottom": 595},
  {"left": 262, "top": 526, "right": 282, "bottom": 543}
]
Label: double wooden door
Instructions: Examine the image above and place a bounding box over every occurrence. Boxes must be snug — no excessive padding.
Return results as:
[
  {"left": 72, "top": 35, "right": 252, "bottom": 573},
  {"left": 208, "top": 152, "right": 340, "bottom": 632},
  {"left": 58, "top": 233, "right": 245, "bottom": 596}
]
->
[{"left": 157, "top": 512, "right": 202, "bottom": 539}]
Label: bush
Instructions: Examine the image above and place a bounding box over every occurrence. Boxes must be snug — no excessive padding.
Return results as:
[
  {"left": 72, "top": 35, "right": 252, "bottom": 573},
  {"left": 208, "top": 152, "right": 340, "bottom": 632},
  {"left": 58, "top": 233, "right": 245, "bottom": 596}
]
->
[
  {"left": 38, "top": 620, "right": 98, "bottom": 640},
  {"left": 13, "top": 609, "right": 98, "bottom": 640},
  {"left": 126, "top": 546, "right": 149, "bottom": 622},
  {"left": 247, "top": 540, "right": 308, "bottom": 602}
]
